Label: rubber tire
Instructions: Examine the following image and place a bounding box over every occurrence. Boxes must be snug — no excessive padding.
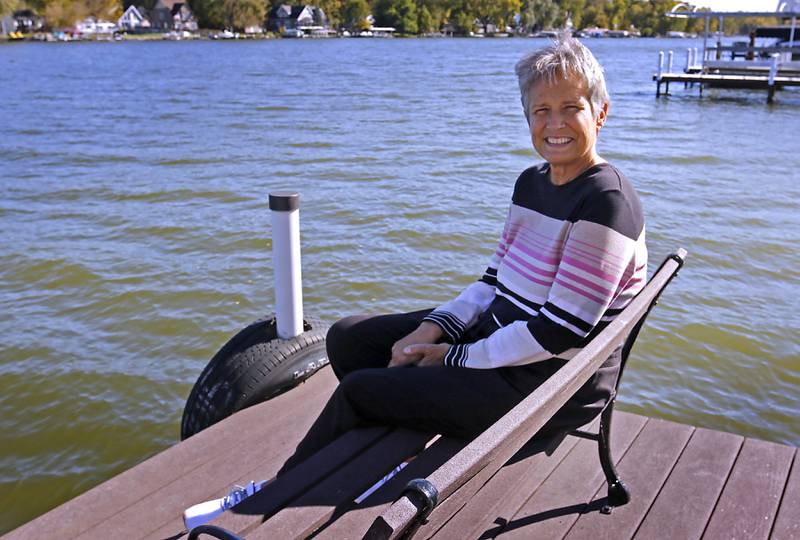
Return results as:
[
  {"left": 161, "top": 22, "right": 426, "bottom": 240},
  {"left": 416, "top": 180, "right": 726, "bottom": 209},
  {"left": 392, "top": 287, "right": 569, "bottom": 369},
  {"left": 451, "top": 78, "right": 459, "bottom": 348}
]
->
[{"left": 181, "top": 315, "right": 329, "bottom": 440}]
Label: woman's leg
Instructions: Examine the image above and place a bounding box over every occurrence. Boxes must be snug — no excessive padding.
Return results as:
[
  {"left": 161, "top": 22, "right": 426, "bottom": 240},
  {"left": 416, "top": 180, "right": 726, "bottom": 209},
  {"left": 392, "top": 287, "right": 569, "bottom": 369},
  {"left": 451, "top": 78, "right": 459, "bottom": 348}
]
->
[
  {"left": 278, "top": 364, "right": 527, "bottom": 474},
  {"left": 325, "top": 309, "right": 432, "bottom": 380}
]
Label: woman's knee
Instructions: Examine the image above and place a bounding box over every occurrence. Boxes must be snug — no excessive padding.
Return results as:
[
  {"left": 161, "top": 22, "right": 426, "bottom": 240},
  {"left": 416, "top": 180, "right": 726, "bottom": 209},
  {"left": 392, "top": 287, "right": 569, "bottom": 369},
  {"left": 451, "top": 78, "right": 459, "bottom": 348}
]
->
[{"left": 326, "top": 315, "right": 371, "bottom": 379}]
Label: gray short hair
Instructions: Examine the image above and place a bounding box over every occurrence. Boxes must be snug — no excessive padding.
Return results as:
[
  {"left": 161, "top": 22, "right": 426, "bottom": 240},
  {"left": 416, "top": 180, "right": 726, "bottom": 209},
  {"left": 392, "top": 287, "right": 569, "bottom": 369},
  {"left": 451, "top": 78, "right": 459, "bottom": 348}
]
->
[{"left": 515, "top": 35, "right": 610, "bottom": 121}]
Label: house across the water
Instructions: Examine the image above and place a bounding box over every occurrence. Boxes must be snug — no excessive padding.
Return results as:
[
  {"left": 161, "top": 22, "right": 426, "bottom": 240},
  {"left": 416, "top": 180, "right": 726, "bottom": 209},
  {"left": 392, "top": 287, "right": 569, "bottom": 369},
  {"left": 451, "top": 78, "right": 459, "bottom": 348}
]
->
[
  {"left": 267, "top": 4, "right": 331, "bottom": 36},
  {"left": 117, "top": 5, "right": 151, "bottom": 32}
]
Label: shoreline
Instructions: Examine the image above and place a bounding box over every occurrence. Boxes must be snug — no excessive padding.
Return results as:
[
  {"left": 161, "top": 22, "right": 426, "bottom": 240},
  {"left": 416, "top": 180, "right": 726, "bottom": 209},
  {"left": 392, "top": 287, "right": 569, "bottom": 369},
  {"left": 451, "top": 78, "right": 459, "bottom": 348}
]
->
[{"left": 0, "top": 32, "right": 733, "bottom": 44}]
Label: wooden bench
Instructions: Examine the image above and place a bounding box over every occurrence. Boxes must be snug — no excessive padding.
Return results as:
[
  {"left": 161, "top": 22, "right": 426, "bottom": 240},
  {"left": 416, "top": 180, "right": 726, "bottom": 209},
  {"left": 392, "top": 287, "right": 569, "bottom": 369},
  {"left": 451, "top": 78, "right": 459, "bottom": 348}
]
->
[{"left": 4, "top": 250, "right": 686, "bottom": 540}]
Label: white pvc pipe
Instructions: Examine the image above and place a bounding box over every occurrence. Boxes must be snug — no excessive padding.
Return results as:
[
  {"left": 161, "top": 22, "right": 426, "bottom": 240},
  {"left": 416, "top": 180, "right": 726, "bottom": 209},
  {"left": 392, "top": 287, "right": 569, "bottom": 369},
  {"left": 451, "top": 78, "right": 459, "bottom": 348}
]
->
[
  {"left": 685, "top": 48, "right": 691, "bottom": 72},
  {"left": 269, "top": 192, "right": 304, "bottom": 339},
  {"left": 769, "top": 53, "right": 779, "bottom": 87},
  {"left": 668, "top": 50, "right": 674, "bottom": 73},
  {"left": 657, "top": 51, "right": 664, "bottom": 80}
]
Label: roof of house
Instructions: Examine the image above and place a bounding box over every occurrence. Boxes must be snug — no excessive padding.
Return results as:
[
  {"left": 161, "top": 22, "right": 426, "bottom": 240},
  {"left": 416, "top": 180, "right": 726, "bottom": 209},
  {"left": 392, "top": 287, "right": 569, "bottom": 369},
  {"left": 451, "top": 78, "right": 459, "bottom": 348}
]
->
[
  {"left": 13, "top": 9, "right": 42, "bottom": 19},
  {"left": 153, "top": 0, "right": 183, "bottom": 11},
  {"left": 268, "top": 4, "right": 314, "bottom": 20}
]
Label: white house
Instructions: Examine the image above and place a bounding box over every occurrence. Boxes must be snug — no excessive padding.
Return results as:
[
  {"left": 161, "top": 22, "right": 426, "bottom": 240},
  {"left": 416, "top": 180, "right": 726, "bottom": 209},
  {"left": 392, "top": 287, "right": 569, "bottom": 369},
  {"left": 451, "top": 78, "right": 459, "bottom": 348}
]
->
[
  {"left": 118, "top": 6, "right": 150, "bottom": 31},
  {"left": 267, "top": 5, "right": 326, "bottom": 32},
  {"left": 76, "top": 17, "right": 117, "bottom": 34}
]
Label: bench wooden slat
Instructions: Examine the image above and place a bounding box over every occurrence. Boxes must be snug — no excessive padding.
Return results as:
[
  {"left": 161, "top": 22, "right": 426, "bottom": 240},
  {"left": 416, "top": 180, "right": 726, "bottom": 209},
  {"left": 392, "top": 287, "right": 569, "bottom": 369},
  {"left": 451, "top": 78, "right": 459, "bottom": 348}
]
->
[
  {"left": 702, "top": 437, "right": 795, "bottom": 540},
  {"left": 247, "top": 429, "right": 433, "bottom": 540},
  {"left": 770, "top": 448, "right": 799, "bottom": 540},
  {"left": 563, "top": 418, "right": 694, "bottom": 540},
  {"left": 3, "top": 367, "right": 339, "bottom": 540},
  {"left": 631, "top": 427, "right": 742, "bottom": 540},
  {"left": 149, "top": 426, "right": 391, "bottom": 539},
  {"left": 427, "top": 431, "right": 582, "bottom": 540},
  {"left": 315, "top": 437, "right": 469, "bottom": 539},
  {"left": 490, "top": 411, "right": 647, "bottom": 539},
  {"left": 364, "top": 251, "right": 685, "bottom": 540}
]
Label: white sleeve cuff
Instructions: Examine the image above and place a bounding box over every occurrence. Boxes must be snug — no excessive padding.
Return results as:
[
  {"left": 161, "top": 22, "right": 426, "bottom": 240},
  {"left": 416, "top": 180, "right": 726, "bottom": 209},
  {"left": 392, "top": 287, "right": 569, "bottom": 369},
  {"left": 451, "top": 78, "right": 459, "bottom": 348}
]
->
[{"left": 459, "top": 321, "right": 552, "bottom": 369}]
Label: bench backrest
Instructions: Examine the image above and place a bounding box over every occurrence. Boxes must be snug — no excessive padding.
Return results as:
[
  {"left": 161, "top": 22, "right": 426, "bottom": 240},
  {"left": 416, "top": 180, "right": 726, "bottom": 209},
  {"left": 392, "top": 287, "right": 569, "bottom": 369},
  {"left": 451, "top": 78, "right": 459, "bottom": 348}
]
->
[{"left": 364, "top": 249, "right": 687, "bottom": 540}]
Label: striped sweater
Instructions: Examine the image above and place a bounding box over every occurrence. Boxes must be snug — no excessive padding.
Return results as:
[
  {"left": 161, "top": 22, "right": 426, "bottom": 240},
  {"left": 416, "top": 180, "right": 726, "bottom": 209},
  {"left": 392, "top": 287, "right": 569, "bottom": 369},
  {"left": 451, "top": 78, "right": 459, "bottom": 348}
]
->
[{"left": 424, "top": 162, "right": 647, "bottom": 369}]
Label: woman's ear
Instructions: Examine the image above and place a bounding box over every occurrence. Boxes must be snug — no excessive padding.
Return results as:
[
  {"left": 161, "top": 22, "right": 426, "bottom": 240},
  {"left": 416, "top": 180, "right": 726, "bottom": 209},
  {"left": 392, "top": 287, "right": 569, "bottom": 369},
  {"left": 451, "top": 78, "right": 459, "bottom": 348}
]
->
[{"left": 596, "top": 102, "right": 609, "bottom": 129}]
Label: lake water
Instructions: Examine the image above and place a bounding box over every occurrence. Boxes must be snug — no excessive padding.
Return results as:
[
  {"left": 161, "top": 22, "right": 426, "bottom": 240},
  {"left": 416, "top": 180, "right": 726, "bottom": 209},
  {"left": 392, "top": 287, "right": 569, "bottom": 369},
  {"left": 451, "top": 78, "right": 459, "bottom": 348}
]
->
[{"left": 1, "top": 37, "right": 798, "bottom": 533}]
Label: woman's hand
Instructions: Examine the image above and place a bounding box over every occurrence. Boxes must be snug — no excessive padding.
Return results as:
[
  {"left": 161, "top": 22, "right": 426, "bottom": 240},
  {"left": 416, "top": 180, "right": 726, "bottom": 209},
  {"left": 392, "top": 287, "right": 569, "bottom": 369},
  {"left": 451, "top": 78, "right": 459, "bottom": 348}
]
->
[
  {"left": 389, "top": 322, "right": 443, "bottom": 367},
  {"left": 400, "top": 343, "right": 450, "bottom": 367}
]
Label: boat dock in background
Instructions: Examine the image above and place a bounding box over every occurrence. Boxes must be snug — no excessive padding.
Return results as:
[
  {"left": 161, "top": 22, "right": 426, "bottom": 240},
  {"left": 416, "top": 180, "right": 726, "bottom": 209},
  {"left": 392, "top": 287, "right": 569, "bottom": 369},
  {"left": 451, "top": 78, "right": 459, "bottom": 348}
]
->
[{"left": 654, "top": 4, "right": 800, "bottom": 102}]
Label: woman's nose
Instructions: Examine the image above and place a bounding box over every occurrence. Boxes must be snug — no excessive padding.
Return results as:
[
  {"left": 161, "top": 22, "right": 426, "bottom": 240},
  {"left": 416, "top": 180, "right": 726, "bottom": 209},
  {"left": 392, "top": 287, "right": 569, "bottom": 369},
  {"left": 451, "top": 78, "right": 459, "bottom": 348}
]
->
[{"left": 548, "top": 111, "right": 565, "bottom": 127}]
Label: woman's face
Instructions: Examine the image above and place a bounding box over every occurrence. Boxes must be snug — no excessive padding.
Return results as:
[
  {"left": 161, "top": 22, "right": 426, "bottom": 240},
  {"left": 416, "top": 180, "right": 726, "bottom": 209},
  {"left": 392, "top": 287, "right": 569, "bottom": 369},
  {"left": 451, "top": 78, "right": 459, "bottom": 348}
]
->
[{"left": 527, "top": 75, "right": 607, "bottom": 179}]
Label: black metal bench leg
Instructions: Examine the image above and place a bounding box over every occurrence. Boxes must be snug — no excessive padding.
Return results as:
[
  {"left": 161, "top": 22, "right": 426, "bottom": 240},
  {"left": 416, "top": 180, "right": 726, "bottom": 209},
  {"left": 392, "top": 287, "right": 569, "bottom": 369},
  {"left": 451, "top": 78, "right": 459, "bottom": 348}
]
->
[{"left": 598, "top": 401, "right": 630, "bottom": 514}]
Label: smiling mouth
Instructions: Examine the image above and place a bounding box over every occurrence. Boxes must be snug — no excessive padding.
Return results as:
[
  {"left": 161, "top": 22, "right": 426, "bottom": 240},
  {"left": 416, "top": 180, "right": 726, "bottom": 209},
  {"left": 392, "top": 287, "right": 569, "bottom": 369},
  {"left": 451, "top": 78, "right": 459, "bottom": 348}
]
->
[{"left": 545, "top": 137, "right": 572, "bottom": 145}]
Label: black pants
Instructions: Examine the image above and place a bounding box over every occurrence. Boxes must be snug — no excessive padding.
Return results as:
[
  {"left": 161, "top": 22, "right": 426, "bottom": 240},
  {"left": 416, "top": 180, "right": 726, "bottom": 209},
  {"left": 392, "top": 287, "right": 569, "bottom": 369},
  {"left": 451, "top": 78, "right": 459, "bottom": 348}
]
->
[{"left": 277, "top": 309, "right": 620, "bottom": 475}]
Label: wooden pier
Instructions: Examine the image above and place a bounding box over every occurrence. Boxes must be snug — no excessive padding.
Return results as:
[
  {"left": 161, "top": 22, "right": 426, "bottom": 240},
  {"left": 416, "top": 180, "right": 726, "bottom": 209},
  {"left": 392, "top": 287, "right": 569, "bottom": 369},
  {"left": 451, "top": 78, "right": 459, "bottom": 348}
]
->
[
  {"left": 653, "top": 71, "right": 800, "bottom": 102},
  {"left": 656, "top": 7, "right": 800, "bottom": 103},
  {"left": 4, "top": 366, "right": 798, "bottom": 540}
]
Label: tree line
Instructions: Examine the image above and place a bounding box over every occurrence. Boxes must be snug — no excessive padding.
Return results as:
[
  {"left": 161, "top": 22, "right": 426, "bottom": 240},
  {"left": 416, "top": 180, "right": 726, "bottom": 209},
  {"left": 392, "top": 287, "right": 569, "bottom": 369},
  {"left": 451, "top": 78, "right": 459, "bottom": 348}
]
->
[{"left": 2, "top": 0, "right": 778, "bottom": 37}]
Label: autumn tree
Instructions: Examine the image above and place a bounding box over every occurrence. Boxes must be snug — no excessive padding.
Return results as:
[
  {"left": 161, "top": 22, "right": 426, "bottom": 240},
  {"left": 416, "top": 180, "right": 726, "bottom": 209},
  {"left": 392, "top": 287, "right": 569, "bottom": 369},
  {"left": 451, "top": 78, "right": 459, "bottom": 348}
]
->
[
  {"left": 311, "top": 0, "right": 342, "bottom": 27},
  {"left": 340, "top": 0, "right": 370, "bottom": 30},
  {"left": 225, "top": 0, "right": 266, "bottom": 30},
  {"left": 417, "top": 4, "right": 434, "bottom": 33},
  {"left": 520, "top": 0, "right": 560, "bottom": 32},
  {"left": 0, "top": 0, "right": 19, "bottom": 16},
  {"left": 609, "top": 0, "right": 625, "bottom": 29},
  {"left": 557, "top": 0, "right": 585, "bottom": 29},
  {"left": 373, "top": 0, "right": 418, "bottom": 33},
  {"left": 472, "top": 0, "right": 521, "bottom": 33},
  {"left": 43, "top": 0, "right": 86, "bottom": 26},
  {"left": 191, "top": 0, "right": 265, "bottom": 30},
  {"left": 40, "top": 0, "right": 118, "bottom": 27}
]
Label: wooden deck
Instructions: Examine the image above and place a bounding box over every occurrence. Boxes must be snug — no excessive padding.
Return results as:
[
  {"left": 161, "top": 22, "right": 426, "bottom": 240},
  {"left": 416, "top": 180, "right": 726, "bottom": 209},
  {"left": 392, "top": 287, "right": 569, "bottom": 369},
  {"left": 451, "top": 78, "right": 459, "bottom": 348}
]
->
[{"left": 4, "top": 366, "right": 798, "bottom": 540}]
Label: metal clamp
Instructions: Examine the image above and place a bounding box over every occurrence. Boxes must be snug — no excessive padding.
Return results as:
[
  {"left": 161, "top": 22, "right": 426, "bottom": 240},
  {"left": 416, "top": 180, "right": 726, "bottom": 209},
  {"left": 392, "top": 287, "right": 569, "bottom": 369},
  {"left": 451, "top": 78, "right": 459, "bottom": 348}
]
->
[{"left": 402, "top": 478, "right": 439, "bottom": 523}]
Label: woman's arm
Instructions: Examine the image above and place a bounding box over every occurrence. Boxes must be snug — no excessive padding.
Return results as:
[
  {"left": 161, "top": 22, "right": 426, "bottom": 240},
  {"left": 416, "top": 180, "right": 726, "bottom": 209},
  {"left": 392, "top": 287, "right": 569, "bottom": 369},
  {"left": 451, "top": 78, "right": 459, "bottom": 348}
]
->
[
  {"left": 443, "top": 190, "right": 646, "bottom": 369},
  {"left": 420, "top": 207, "right": 514, "bottom": 342}
]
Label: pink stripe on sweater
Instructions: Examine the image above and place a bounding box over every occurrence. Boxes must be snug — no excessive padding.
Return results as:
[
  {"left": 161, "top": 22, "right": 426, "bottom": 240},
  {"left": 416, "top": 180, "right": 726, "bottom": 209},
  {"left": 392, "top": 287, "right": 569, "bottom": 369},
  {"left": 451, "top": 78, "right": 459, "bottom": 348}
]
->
[
  {"left": 561, "top": 255, "right": 618, "bottom": 283},
  {"left": 554, "top": 277, "right": 607, "bottom": 305},
  {"left": 515, "top": 226, "right": 566, "bottom": 254},
  {"left": 505, "top": 251, "right": 557, "bottom": 279},
  {"left": 568, "top": 235, "right": 629, "bottom": 265},
  {"left": 502, "top": 258, "right": 553, "bottom": 288},
  {"left": 558, "top": 268, "right": 616, "bottom": 298},
  {"left": 510, "top": 240, "right": 561, "bottom": 266}
]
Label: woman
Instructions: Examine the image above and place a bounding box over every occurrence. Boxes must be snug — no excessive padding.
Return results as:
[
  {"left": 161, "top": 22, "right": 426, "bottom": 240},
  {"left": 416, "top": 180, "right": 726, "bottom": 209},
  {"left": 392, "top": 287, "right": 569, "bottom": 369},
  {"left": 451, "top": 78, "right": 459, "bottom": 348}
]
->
[{"left": 278, "top": 36, "right": 647, "bottom": 474}]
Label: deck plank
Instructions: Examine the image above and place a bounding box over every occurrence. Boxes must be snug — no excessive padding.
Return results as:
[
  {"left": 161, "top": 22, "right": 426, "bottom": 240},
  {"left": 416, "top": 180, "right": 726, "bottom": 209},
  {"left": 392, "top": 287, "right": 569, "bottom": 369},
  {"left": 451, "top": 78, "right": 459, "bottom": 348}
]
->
[
  {"left": 701, "top": 437, "right": 795, "bottom": 540},
  {"left": 562, "top": 418, "right": 693, "bottom": 540},
  {"left": 246, "top": 429, "right": 432, "bottom": 540},
  {"left": 313, "top": 436, "right": 469, "bottom": 540},
  {"left": 490, "top": 411, "right": 647, "bottom": 539},
  {"left": 82, "top": 368, "right": 339, "bottom": 540},
  {"left": 426, "top": 432, "right": 580, "bottom": 540},
  {"left": 2, "top": 367, "right": 338, "bottom": 540},
  {"left": 771, "top": 448, "right": 800, "bottom": 540},
  {"left": 632, "top": 427, "right": 742, "bottom": 540},
  {"left": 148, "top": 426, "right": 392, "bottom": 539}
]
